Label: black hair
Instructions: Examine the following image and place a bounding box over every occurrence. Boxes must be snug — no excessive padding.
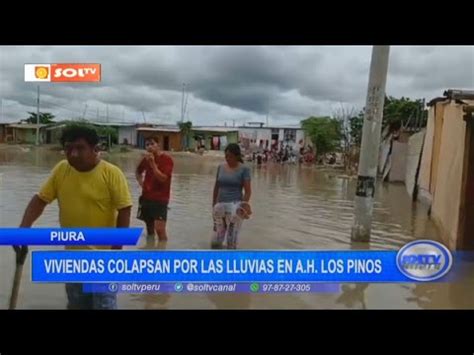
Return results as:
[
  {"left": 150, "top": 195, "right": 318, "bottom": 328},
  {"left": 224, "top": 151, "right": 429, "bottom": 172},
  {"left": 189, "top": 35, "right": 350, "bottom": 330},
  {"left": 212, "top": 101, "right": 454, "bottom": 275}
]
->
[
  {"left": 60, "top": 125, "right": 99, "bottom": 147},
  {"left": 225, "top": 143, "right": 244, "bottom": 163},
  {"left": 145, "top": 135, "right": 160, "bottom": 144}
]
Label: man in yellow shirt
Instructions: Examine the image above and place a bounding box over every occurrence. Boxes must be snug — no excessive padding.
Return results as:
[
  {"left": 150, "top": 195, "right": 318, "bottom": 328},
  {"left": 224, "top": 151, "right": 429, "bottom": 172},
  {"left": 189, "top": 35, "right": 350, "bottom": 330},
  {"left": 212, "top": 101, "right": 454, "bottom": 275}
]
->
[{"left": 16, "top": 125, "right": 132, "bottom": 309}]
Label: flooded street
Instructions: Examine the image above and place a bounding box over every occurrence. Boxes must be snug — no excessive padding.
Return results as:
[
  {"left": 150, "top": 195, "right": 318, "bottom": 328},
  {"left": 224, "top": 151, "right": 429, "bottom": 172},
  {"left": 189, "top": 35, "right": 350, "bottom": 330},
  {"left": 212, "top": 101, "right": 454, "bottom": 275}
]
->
[{"left": 1, "top": 146, "right": 474, "bottom": 309}]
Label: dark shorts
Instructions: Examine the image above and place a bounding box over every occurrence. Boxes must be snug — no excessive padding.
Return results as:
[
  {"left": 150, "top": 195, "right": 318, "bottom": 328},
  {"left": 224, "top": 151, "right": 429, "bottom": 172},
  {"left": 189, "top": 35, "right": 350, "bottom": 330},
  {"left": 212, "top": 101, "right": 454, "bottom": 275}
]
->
[{"left": 137, "top": 196, "right": 169, "bottom": 222}]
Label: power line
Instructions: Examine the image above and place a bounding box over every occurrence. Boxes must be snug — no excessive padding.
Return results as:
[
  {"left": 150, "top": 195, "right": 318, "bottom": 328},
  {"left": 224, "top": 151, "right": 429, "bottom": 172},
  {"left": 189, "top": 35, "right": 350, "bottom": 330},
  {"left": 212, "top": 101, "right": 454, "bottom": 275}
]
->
[
  {"left": 2, "top": 97, "right": 136, "bottom": 123},
  {"left": 82, "top": 104, "right": 88, "bottom": 119},
  {"left": 32, "top": 99, "right": 83, "bottom": 116},
  {"left": 0, "top": 99, "right": 19, "bottom": 107}
]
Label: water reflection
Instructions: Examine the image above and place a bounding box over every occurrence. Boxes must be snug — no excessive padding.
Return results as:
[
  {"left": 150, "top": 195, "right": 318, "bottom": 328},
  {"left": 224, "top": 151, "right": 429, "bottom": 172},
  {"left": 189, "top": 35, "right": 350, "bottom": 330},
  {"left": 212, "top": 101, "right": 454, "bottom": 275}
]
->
[
  {"left": 336, "top": 240, "right": 370, "bottom": 309},
  {"left": 336, "top": 284, "right": 369, "bottom": 309},
  {"left": 0, "top": 147, "right": 472, "bottom": 309}
]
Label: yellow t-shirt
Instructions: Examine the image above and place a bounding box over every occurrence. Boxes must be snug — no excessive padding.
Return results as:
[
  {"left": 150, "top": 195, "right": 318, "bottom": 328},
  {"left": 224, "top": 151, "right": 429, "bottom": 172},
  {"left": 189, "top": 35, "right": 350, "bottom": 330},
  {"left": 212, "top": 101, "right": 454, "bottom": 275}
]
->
[{"left": 38, "top": 159, "right": 133, "bottom": 250}]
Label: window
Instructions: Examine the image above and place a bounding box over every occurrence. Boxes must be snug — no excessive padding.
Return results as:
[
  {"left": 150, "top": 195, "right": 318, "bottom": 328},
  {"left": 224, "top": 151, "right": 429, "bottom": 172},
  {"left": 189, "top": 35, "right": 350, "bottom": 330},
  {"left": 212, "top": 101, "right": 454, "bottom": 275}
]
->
[{"left": 284, "top": 129, "right": 296, "bottom": 142}]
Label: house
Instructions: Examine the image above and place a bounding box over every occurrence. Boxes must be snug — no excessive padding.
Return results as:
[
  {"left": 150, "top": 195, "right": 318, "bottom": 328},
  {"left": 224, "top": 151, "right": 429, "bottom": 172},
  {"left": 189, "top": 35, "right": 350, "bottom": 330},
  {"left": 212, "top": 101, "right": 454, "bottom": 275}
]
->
[
  {"left": 239, "top": 126, "right": 272, "bottom": 151},
  {"left": 89, "top": 121, "right": 139, "bottom": 146},
  {"left": 190, "top": 127, "right": 239, "bottom": 151},
  {"left": 238, "top": 125, "right": 306, "bottom": 152},
  {"left": 0, "top": 123, "right": 5, "bottom": 142},
  {"left": 45, "top": 123, "right": 67, "bottom": 144},
  {"left": 8, "top": 123, "right": 49, "bottom": 144},
  {"left": 136, "top": 125, "right": 182, "bottom": 151},
  {"left": 417, "top": 89, "right": 474, "bottom": 250},
  {"left": 117, "top": 124, "right": 138, "bottom": 146},
  {"left": 0, "top": 122, "right": 16, "bottom": 143}
]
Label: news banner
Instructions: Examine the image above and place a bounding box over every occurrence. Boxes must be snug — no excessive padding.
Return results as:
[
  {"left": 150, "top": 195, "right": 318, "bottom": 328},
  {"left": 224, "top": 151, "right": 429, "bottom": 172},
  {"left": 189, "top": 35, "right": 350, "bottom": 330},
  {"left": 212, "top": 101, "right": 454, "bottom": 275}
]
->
[{"left": 1, "top": 228, "right": 459, "bottom": 294}]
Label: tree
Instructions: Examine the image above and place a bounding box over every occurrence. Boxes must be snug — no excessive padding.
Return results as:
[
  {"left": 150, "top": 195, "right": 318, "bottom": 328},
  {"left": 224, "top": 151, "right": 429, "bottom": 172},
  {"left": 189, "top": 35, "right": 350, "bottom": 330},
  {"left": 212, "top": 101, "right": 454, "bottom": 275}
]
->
[
  {"left": 349, "top": 96, "right": 427, "bottom": 147},
  {"left": 382, "top": 96, "right": 427, "bottom": 132},
  {"left": 96, "top": 126, "right": 118, "bottom": 145},
  {"left": 333, "top": 104, "right": 357, "bottom": 168},
  {"left": 178, "top": 121, "right": 193, "bottom": 150},
  {"left": 349, "top": 112, "right": 364, "bottom": 146},
  {"left": 64, "top": 120, "right": 118, "bottom": 147},
  {"left": 301, "top": 116, "right": 342, "bottom": 159},
  {"left": 25, "top": 112, "right": 55, "bottom": 124}
]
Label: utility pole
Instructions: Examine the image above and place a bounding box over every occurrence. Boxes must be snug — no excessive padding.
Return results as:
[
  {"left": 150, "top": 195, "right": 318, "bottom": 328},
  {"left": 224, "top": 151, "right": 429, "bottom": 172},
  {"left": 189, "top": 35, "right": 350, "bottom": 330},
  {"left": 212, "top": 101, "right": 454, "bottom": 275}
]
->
[
  {"left": 106, "top": 104, "right": 111, "bottom": 149},
  {"left": 419, "top": 98, "right": 425, "bottom": 130},
  {"left": 183, "top": 85, "right": 189, "bottom": 122},
  {"left": 82, "top": 104, "right": 88, "bottom": 119},
  {"left": 0, "top": 98, "right": 3, "bottom": 122},
  {"left": 351, "top": 46, "right": 390, "bottom": 242},
  {"left": 36, "top": 85, "right": 40, "bottom": 146},
  {"left": 266, "top": 96, "right": 270, "bottom": 127},
  {"left": 181, "top": 83, "right": 185, "bottom": 123}
]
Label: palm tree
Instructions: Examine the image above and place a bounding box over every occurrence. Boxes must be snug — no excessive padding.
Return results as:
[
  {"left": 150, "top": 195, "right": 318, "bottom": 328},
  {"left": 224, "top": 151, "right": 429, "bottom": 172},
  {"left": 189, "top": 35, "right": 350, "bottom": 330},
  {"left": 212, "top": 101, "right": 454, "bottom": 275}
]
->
[
  {"left": 178, "top": 121, "right": 193, "bottom": 151},
  {"left": 25, "top": 112, "right": 55, "bottom": 124}
]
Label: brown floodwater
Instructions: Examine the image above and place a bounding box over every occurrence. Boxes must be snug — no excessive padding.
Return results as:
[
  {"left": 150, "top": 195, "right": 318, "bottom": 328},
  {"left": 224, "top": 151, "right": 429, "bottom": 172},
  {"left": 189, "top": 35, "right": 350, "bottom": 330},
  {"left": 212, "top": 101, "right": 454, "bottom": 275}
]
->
[{"left": 1, "top": 146, "right": 473, "bottom": 309}]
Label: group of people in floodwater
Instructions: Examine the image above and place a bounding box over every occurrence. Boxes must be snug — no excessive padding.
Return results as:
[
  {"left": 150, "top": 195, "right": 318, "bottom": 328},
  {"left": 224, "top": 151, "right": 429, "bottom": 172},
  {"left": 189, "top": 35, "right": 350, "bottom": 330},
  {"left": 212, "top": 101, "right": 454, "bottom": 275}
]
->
[{"left": 245, "top": 143, "right": 316, "bottom": 165}]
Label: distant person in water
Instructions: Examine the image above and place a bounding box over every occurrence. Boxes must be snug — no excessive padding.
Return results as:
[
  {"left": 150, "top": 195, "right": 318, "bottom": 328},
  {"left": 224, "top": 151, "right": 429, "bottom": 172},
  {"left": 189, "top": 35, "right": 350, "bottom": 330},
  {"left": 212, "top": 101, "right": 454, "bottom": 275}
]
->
[{"left": 212, "top": 143, "right": 252, "bottom": 249}]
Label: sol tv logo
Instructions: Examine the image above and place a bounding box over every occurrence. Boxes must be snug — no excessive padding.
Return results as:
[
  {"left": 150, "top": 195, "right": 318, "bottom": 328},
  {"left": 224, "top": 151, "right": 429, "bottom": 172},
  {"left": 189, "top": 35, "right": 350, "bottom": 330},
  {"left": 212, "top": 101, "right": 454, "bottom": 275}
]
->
[
  {"left": 24, "top": 63, "right": 101, "bottom": 82},
  {"left": 396, "top": 240, "right": 453, "bottom": 281}
]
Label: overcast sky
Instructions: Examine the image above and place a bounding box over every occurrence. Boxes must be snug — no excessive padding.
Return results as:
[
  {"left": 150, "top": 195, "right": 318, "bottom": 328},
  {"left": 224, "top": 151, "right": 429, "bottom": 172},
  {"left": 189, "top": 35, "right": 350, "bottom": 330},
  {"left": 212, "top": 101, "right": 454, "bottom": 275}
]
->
[{"left": 0, "top": 46, "right": 472, "bottom": 126}]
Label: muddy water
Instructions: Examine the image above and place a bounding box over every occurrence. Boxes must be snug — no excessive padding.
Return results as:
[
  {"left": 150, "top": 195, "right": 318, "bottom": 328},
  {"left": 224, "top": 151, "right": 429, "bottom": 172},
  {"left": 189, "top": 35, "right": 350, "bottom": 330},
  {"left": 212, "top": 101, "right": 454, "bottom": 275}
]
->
[{"left": 1, "top": 146, "right": 473, "bottom": 309}]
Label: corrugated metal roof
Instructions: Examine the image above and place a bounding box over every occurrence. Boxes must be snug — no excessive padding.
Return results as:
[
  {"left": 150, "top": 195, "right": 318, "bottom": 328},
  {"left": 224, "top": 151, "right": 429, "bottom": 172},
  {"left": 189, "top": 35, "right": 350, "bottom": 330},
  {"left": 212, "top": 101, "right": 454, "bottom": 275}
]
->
[
  {"left": 8, "top": 123, "right": 49, "bottom": 129},
  {"left": 137, "top": 127, "right": 181, "bottom": 132},
  {"left": 427, "top": 97, "right": 448, "bottom": 107},
  {"left": 428, "top": 90, "right": 474, "bottom": 107},
  {"left": 89, "top": 121, "right": 136, "bottom": 127},
  {"left": 45, "top": 124, "right": 66, "bottom": 130},
  {"left": 238, "top": 126, "right": 302, "bottom": 130},
  {"left": 192, "top": 127, "right": 238, "bottom": 133},
  {"left": 444, "top": 89, "right": 474, "bottom": 101}
]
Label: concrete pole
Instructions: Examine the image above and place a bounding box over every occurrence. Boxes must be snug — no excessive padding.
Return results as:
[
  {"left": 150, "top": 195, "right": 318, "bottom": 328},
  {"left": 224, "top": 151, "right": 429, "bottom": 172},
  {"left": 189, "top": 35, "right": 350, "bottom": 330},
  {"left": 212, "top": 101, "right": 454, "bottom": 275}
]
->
[
  {"left": 36, "top": 85, "right": 40, "bottom": 145},
  {"left": 181, "top": 83, "right": 185, "bottom": 123},
  {"left": 351, "top": 46, "right": 390, "bottom": 242}
]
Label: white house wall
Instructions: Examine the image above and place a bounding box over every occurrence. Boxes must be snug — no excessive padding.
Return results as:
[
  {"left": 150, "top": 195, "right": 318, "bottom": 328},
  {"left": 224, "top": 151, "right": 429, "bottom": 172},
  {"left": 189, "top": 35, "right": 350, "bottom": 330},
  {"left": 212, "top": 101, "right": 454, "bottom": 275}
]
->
[
  {"left": 238, "top": 127, "right": 304, "bottom": 150},
  {"left": 256, "top": 129, "right": 272, "bottom": 144},
  {"left": 389, "top": 141, "right": 408, "bottom": 182},
  {"left": 296, "top": 130, "right": 305, "bottom": 146},
  {"left": 238, "top": 128, "right": 272, "bottom": 146},
  {"left": 278, "top": 129, "right": 284, "bottom": 142},
  {"left": 119, "top": 127, "right": 137, "bottom": 146},
  {"left": 405, "top": 130, "right": 425, "bottom": 198},
  {"left": 238, "top": 128, "right": 257, "bottom": 140}
]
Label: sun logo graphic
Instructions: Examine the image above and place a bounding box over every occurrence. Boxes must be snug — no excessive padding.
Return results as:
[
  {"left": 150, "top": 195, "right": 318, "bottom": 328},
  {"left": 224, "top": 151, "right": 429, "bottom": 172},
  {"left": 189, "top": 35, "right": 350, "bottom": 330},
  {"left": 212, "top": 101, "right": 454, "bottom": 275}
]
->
[
  {"left": 24, "top": 64, "right": 51, "bottom": 82},
  {"left": 25, "top": 63, "right": 101, "bottom": 82},
  {"left": 35, "top": 66, "right": 49, "bottom": 79}
]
